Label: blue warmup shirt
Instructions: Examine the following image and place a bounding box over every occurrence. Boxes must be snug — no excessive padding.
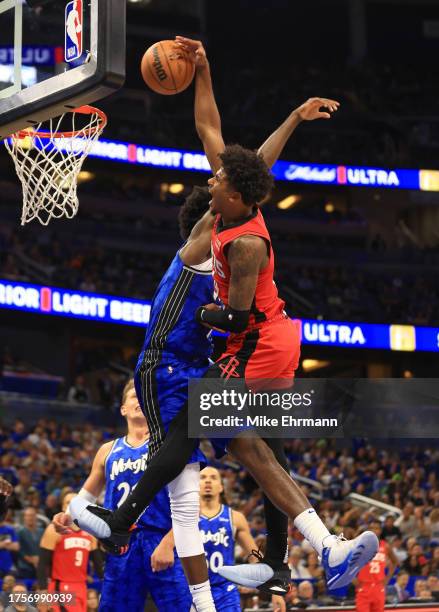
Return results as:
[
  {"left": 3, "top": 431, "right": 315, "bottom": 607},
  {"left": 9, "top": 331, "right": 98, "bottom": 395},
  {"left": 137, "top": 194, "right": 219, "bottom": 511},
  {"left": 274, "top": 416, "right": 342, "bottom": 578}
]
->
[
  {"left": 200, "top": 504, "right": 237, "bottom": 589},
  {"left": 104, "top": 436, "right": 171, "bottom": 532}
]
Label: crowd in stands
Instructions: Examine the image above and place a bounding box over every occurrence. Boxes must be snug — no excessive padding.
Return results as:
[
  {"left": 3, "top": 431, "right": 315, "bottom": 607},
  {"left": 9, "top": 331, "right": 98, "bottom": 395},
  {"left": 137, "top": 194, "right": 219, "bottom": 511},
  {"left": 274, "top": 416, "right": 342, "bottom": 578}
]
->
[
  {"left": 1, "top": 193, "right": 439, "bottom": 327},
  {"left": 118, "top": 57, "right": 439, "bottom": 169},
  {"left": 0, "top": 417, "right": 438, "bottom": 609}
]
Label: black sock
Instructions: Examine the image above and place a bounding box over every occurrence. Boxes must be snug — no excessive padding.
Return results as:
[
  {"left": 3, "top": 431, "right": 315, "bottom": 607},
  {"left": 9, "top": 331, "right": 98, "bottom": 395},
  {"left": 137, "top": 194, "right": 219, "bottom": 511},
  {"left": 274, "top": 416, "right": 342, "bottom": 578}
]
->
[
  {"left": 261, "top": 438, "right": 289, "bottom": 569},
  {"left": 111, "top": 404, "right": 197, "bottom": 531}
]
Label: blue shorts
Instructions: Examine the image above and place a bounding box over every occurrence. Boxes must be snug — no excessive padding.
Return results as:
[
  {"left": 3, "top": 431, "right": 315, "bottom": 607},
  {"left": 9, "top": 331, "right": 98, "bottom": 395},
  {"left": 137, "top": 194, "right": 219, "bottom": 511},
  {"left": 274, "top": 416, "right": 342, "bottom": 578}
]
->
[
  {"left": 212, "top": 583, "right": 241, "bottom": 611},
  {"left": 99, "top": 529, "right": 191, "bottom": 612},
  {"left": 135, "top": 352, "right": 207, "bottom": 465}
]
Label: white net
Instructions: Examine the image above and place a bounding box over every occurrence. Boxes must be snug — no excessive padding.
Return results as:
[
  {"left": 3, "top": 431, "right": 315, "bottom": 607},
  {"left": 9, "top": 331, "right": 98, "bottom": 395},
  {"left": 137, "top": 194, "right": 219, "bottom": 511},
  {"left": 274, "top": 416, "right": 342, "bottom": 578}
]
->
[{"left": 4, "top": 106, "right": 106, "bottom": 226}]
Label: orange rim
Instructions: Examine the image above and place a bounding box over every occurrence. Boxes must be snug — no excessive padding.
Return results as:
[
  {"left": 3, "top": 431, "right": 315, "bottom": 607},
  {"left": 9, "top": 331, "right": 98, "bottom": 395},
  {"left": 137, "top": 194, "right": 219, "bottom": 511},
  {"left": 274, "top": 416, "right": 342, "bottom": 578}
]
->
[{"left": 13, "top": 105, "right": 107, "bottom": 140}]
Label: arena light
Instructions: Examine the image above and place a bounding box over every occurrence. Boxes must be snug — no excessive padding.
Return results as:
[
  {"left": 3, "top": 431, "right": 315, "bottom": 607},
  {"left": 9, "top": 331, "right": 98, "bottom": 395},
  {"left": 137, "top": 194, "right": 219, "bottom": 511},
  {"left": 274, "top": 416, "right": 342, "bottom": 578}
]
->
[
  {"left": 277, "top": 195, "right": 301, "bottom": 210},
  {"left": 302, "top": 359, "right": 330, "bottom": 372},
  {"left": 325, "top": 202, "right": 335, "bottom": 213},
  {"left": 168, "top": 183, "right": 184, "bottom": 194},
  {"left": 77, "top": 171, "right": 95, "bottom": 183},
  {"left": 0, "top": 278, "right": 438, "bottom": 351}
]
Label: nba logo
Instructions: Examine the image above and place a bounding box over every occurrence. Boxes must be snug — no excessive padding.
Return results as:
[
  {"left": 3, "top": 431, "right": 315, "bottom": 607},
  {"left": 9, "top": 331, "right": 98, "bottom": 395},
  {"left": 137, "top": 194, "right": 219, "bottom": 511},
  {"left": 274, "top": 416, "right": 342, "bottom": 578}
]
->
[{"left": 65, "top": 0, "right": 83, "bottom": 63}]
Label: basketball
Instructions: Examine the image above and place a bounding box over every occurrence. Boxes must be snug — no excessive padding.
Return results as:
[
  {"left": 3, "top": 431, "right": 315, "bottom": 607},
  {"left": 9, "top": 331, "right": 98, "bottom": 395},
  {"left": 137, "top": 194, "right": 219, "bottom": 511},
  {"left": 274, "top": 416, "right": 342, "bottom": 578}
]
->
[{"left": 141, "top": 40, "right": 195, "bottom": 95}]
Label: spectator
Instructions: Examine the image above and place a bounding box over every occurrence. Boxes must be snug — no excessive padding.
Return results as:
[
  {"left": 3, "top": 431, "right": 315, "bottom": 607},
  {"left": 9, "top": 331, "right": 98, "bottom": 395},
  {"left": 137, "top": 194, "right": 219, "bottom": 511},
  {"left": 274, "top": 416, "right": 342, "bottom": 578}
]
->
[
  {"left": 289, "top": 548, "right": 311, "bottom": 580},
  {"left": 305, "top": 551, "right": 324, "bottom": 580},
  {"left": 413, "top": 578, "right": 433, "bottom": 600},
  {"left": 426, "top": 574, "right": 439, "bottom": 594},
  {"left": 403, "top": 553, "right": 424, "bottom": 575},
  {"left": 431, "top": 546, "right": 439, "bottom": 574},
  {"left": 0, "top": 576, "right": 16, "bottom": 609},
  {"left": 391, "top": 536, "right": 408, "bottom": 563},
  {"left": 414, "top": 578, "right": 428, "bottom": 597},
  {"left": 86, "top": 589, "right": 99, "bottom": 612},
  {"left": 298, "top": 581, "right": 314, "bottom": 607},
  {"left": 67, "top": 376, "right": 91, "bottom": 404},
  {"left": 387, "top": 571, "right": 410, "bottom": 603},
  {"left": 418, "top": 588, "right": 433, "bottom": 600},
  {"left": 395, "top": 503, "right": 417, "bottom": 538},
  {"left": 381, "top": 515, "right": 401, "bottom": 541},
  {"left": 4, "top": 583, "right": 37, "bottom": 612},
  {"left": 16, "top": 509, "right": 43, "bottom": 579},
  {"left": 428, "top": 509, "right": 439, "bottom": 544},
  {"left": 0, "top": 513, "right": 19, "bottom": 578}
]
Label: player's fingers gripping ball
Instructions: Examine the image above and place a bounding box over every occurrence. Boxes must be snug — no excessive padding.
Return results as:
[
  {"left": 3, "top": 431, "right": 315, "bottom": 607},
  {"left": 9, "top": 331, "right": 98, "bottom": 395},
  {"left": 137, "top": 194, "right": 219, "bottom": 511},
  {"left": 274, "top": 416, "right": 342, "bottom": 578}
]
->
[{"left": 141, "top": 40, "right": 195, "bottom": 95}]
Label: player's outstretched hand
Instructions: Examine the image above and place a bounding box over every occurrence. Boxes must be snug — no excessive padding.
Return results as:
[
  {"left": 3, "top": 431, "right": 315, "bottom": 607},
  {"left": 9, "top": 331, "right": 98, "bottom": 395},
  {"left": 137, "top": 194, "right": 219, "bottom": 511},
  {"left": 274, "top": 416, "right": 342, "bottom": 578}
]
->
[
  {"left": 0, "top": 477, "right": 13, "bottom": 497},
  {"left": 52, "top": 512, "right": 74, "bottom": 534},
  {"left": 151, "top": 540, "right": 175, "bottom": 572},
  {"left": 175, "top": 36, "right": 208, "bottom": 68},
  {"left": 295, "top": 97, "right": 340, "bottom": 121}
]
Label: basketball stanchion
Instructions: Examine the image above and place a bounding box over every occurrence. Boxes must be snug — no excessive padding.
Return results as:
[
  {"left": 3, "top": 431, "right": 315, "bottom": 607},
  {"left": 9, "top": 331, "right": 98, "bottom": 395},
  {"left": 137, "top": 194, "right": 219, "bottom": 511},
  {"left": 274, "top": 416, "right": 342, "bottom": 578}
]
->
[{"left": 4, "top": 105, "right": 107, "bottom": 226}]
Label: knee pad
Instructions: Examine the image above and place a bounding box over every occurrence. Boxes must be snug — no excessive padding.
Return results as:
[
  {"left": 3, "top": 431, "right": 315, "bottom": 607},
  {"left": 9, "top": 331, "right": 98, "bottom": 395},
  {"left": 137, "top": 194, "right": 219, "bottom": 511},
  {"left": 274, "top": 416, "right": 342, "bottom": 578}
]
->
[{"left": 168, "top": 463, "right": 204, "bottom": 557}]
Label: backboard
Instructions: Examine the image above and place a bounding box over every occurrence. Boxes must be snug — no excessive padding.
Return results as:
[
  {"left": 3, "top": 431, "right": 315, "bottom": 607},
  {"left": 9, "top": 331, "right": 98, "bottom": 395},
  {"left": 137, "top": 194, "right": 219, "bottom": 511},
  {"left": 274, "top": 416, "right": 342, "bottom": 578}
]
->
[{"left": 0, "top": 0, "right": 125, "bottom": 139}]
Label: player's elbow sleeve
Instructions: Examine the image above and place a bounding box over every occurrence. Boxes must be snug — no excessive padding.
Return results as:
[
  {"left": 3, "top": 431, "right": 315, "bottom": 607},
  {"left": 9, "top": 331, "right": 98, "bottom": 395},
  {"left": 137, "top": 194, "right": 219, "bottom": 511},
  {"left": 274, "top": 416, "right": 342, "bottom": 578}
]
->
[
  {"left": 196, "top": 306, "right": 250, "bottom": 333},
  {"left": 37, "top": 548, "right": 53, "bottom": 590}
]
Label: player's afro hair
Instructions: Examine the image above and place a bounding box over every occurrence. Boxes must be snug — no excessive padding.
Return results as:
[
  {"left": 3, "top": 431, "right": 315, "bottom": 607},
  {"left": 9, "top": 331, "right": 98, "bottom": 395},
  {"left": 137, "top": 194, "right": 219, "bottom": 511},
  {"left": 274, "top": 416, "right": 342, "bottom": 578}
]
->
[
  {"left": 178, "top": 185, "right": 211, "bottom": 240},
  {"left": 219, "top": 144, "right": 274, "bottom": 206}
]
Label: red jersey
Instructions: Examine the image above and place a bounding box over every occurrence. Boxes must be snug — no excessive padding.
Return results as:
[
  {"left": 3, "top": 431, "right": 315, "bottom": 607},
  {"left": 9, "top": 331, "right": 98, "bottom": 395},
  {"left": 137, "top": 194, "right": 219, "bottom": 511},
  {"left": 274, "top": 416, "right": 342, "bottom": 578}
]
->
[
  {"left": 358, "top": 539, "right": 388, "bottom": 584},
  {"left": 212, "top": 207, "right": 285, "bottom": 328},
  {"left": 52, "top": 530, "right": 93, "bottom": 582}
]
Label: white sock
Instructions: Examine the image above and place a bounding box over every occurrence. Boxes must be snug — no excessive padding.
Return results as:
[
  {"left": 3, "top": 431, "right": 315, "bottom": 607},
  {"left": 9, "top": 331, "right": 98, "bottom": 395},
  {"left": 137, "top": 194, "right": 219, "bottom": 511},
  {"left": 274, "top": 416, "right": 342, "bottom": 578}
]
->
[
  {"left": 189, "top": 580, "right": 216, "bottom": 612},
  {"left": 294, "top": 508, "right": 337, "bottom": 556}
]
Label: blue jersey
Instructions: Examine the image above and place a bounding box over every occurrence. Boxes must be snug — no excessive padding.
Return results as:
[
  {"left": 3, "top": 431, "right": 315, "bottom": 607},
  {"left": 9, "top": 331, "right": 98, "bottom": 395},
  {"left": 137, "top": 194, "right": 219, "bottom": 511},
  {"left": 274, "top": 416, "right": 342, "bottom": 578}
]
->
[
  {"left": 104, "top": 436, "right": 171, "bottom": 532},
  {"left": 138, "top": 252, "right": 214, "bottom": 365},
  {"left": 200, "top": 505, "right": 236, "bottom": 590}
]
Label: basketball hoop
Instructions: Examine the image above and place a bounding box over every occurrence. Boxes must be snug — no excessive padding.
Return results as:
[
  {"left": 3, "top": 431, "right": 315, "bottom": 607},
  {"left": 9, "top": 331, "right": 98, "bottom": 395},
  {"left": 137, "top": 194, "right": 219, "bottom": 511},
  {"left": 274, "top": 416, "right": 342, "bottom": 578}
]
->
[{"left": 4, "top": 105, "right": 107, "bottom": 226}]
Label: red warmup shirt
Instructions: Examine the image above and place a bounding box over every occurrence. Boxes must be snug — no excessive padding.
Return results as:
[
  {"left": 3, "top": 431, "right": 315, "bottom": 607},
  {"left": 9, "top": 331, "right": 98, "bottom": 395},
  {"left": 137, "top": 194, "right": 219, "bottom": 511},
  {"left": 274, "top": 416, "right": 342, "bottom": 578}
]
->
[
  {"left": 52, "top": 530, "right": 93, "bottom": 582},
  {"left": 212, "top": 207, "right": 285, "bottom": 328},
  {"left": 358, "top": 540, "right": 388, "bottom": 584}
]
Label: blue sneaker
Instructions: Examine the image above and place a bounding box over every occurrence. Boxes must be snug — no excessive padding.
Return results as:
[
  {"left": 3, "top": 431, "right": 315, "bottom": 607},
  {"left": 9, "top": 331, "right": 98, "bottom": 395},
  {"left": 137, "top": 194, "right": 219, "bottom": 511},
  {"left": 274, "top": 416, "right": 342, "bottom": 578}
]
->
[{"left": 322, "top": 531, "right": 379, "bottom": 590}]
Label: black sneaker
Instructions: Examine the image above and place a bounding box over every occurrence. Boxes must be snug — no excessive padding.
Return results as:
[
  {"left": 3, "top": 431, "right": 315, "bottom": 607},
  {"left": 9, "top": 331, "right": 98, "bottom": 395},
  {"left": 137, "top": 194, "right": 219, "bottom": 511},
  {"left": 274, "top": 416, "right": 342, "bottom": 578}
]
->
[
  {"left": 69, "top": 497, "right": 135, "bottom": 555},
  {"left": 218, "top": 549, "right": 291, "bottom": 595}
]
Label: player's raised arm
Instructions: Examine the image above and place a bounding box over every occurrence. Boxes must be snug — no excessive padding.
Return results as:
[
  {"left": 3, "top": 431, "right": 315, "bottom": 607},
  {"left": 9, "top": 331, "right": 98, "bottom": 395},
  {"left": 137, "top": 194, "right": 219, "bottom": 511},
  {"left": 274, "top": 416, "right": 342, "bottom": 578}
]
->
[
  {"left": 258, "top": 97, "right": 340, "bottom": 168},
  {"left": 175, "top": 36, "right": 225, "bottom": 173}
]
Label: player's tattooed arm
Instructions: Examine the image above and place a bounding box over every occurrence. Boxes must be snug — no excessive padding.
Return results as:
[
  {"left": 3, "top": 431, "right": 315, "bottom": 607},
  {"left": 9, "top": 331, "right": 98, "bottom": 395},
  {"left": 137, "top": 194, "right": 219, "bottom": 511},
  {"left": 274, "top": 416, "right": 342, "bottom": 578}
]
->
[
  {"left": 227, "top": 235, "right": 268, "bottom": 310},
  {"left": 258, "top": 97, "right": 340, "bottom": 169},
  {"left": 196, "top": 235, "right": 267, "bottom": 332},
  {"left": 175, "top": 36, "right": 225, "bottom": 173}
]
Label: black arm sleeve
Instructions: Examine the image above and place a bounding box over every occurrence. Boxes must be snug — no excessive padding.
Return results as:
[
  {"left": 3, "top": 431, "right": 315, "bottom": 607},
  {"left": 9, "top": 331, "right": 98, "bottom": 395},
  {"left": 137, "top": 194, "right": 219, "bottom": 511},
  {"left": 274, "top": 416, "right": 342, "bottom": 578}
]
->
[
  {"left": 0, "top": 494, "right": 8, "bottom": 522},
  {"left": 37, "top": 547, "right": 53, "bottom": 590},
  {"left": 196, "top": 306, "right": 250, "bottom": 333},
  {"left": 90, "top": 548, "right": 104, "bottom": 579}
]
